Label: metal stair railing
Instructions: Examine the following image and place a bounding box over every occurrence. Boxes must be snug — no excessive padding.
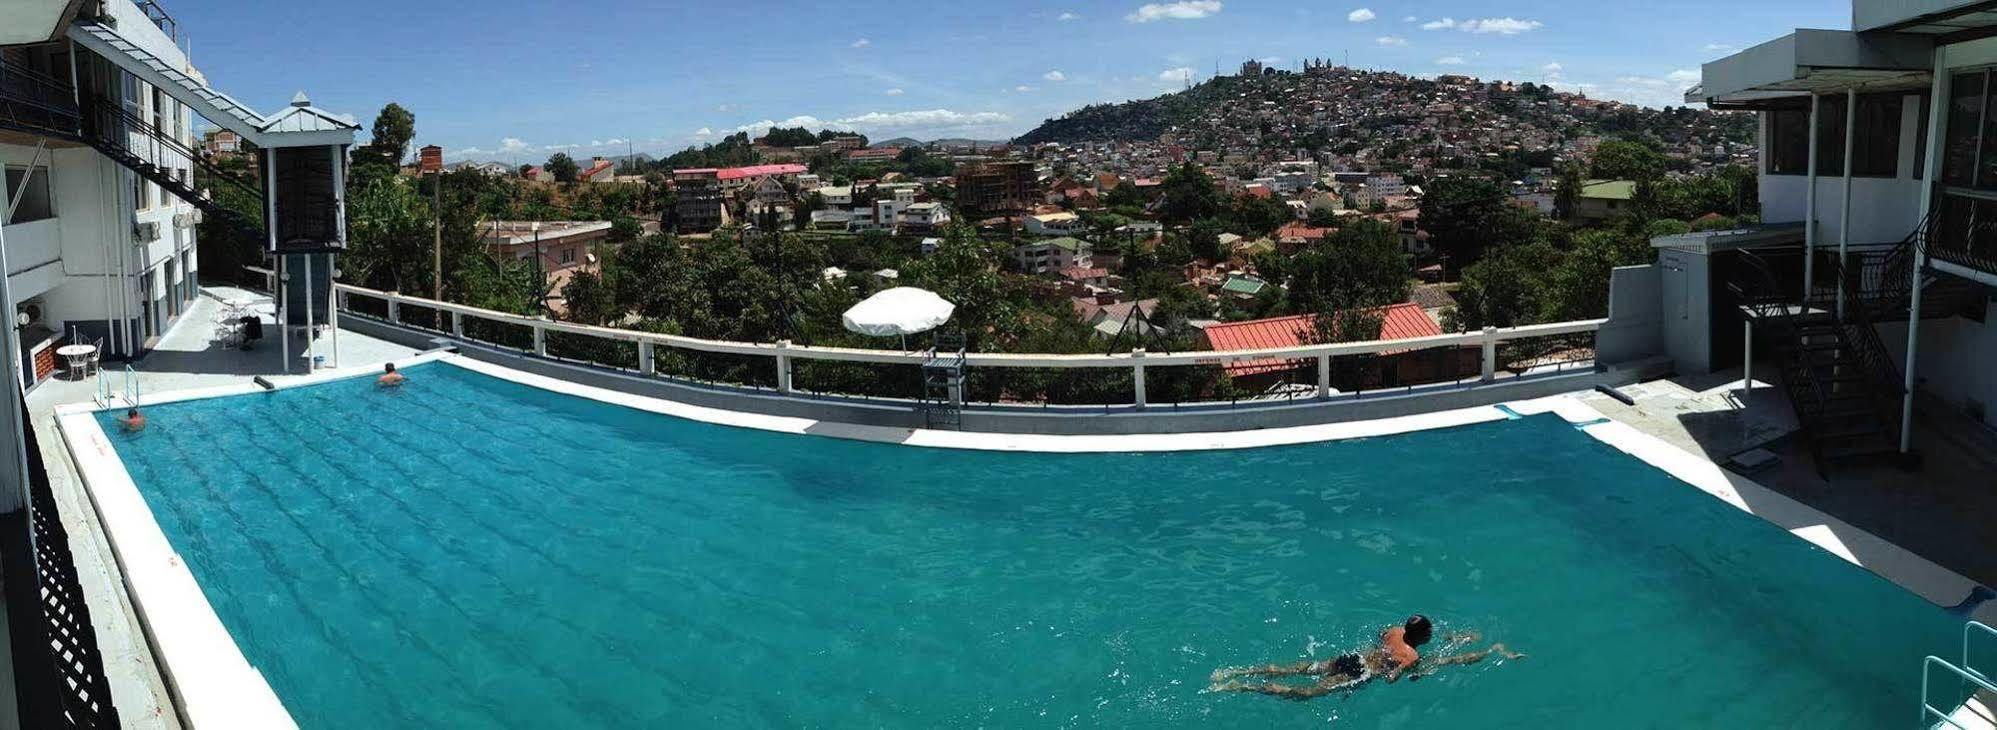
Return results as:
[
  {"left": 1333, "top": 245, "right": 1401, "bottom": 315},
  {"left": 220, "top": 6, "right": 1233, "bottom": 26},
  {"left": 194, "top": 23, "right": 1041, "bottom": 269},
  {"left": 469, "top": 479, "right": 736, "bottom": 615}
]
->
[
  {"left": 66, "top": 22, "right": 269, "bottom": 136},
  {"left": 1922, "top": 621, "right": 1997, "bottom": 729},
  {"left": 83, "top": 93, "right": 261, "bottom": 204},
  {"left": 0, "top": 55, "right": 81, "bottom": 140}
]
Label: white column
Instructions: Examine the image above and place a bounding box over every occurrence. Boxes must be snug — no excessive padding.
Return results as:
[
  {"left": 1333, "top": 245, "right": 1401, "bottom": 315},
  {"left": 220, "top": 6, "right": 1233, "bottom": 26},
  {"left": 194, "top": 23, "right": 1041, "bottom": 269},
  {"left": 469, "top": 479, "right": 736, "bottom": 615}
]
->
[
  {"left": 1804, "top": 93, "right": 1820, "bottom": 300},
  {"left": 302, "top": 254, "right": 314, "bottom": 369},
  {"left": 278, "top": 257, "right": 289, "bottom": 375},
  {"left": 532, "top": 324, "right": 546, "bottom": 357},
  {"left": 327, "top": 256, "right": 340, "bottom": 368},
  {"left": 1480, "top": 327, "right": 1499, "bottom": 383},
  {"left": 1838, "top": 88, "right": 1856, "bottom": 317},
  {"left": 638, "top": 341, "right": 655, "bottom": 376},
  {"left": 0, "top": 172, "right": 30, "bottom": 513},
  {"left": 1741, "top": 319, "right": 1753, "bottom": 402},
  {"left": 775, "top": 341, "right": 793, "bottom": 394},
  {"left": 1906, "top": 61, "right": 1950, "bottom": 454},
  {"left": 451, "top": 310, "right": 464, "bottom": 338},
  {"left": 1131, "top": 348, "right": 1147, "bottom": 408},
  {"left": 1316, "top": 355, "right": 1331, "bottom": 398}
]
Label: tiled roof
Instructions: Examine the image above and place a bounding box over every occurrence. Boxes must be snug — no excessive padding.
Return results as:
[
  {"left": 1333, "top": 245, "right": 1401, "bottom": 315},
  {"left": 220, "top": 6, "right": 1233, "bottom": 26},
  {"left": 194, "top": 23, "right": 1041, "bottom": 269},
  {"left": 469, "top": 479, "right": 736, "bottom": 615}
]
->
[
  {"left": 1201, "top": 303, "right": 1442, "bottom": 376},
  {"left": 717, "top": 164, "right": 809, "bottom": 181}
]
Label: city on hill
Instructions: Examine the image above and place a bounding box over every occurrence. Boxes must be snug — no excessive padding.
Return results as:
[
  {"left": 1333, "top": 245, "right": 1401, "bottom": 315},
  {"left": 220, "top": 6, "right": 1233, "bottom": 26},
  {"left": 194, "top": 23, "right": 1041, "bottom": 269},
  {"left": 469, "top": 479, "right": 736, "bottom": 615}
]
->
[{"left": 190, "top": 59, "right": 1762, "bottom": 401}]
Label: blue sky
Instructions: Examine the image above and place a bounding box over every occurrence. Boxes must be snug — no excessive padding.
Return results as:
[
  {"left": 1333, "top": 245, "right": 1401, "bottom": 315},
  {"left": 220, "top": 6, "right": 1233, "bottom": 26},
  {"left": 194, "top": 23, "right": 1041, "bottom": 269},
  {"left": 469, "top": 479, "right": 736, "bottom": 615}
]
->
[{"left": 170, "top": 0, "right": 1846, "bottom": 162}]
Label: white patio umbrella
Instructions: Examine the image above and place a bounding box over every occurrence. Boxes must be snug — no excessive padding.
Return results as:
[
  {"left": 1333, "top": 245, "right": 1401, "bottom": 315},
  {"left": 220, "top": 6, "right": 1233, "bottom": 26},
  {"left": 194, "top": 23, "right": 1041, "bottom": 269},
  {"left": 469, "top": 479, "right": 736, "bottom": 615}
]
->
[{"left": 842, "top": 287, "right": 956, "bottom": 350}]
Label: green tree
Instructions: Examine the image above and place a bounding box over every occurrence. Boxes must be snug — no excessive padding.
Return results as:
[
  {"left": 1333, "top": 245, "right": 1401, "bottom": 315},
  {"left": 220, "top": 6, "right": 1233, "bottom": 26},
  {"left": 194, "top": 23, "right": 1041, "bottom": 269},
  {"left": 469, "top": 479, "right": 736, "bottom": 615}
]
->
[
  {"left": 1421, "top": 175, "right": 1542, "bottom": 273},
  {"left": 559, "top": 269, "right": 620, "bottom": 325},
  {"left": 367, "top": 102, "right": 416, "bottom": 166},
  {"left": 1104, "top": 180, "right": 1145, "bottom": 209},
  {"left": 1453, "top": 240, "right": 1561, "bottom": 328},
  {"left": 1589, "top": 139, "right": 1666, "bottom": 182},
  {"left": 546, "top": 153, "right": 580, "bottom": 184},
  {"left": 1553, "top": 162, "right": 1584, "bottom": 220},
  {"left": 1229, "top": 193, "right": 1293, "bottom": 236},
  {"left": 1287, "top": 219, "right": 1410, "bottom": 322},
  {"left": 1157, "top": 162, "right": 1224, "bottom": 223},
  {"left": 906, "top": 225, "right": 1016, "bottom": 350},
  {"left": 1305, "top": 206, "right": 1339, "bottom": 228}
]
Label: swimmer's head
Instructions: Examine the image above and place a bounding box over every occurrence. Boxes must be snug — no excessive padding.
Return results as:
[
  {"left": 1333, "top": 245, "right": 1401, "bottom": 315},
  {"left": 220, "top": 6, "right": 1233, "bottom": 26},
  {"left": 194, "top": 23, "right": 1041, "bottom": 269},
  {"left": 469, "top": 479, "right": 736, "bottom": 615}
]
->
[
  {"left": 1404, "top": 615, "right": 1433, "bottom": 647},
  {"left": 384, "top": 363, "right": 397, "bottom": 373},
  {"left": 126, "top": 408, "right": 139, "bottom": 418}
]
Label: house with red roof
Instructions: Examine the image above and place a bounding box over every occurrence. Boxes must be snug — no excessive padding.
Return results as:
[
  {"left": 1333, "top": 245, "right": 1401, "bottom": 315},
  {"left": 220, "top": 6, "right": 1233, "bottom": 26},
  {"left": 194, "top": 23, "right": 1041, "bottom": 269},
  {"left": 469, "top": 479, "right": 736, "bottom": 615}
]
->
[
  {"left": 1274, "top": 222, "right": 1332, "bottom": 254},
  {"left": 1198, "top": 303, "right": 1474, "bottom": 391},
  {"left": 577, "top": 157, "right": 617, "bottom": 183}
]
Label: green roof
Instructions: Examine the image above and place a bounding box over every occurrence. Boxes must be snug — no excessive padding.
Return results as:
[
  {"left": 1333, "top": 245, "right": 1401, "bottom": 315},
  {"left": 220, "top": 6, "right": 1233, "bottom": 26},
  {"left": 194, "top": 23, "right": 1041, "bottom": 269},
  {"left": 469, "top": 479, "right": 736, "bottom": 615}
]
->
[
  {"left": 1579, "top": 179, "right": 1636, "bottom": 201},
  {"left": 1221, "top": 276, "right": 1267, "bottom": 295}
]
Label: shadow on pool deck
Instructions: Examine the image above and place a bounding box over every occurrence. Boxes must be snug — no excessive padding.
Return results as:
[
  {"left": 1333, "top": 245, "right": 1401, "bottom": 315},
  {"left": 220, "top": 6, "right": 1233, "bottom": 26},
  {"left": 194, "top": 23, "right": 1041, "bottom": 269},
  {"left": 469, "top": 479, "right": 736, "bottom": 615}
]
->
[{"left": 1581, "top": 365, "right": 1997, "bottom": 603}]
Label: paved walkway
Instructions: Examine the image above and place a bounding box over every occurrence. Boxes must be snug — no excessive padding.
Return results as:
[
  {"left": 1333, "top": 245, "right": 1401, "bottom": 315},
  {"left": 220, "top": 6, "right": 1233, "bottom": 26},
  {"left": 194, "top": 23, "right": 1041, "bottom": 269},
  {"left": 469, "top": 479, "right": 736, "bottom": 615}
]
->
[{"left": 22, "top": 287, "right": 418, "bottom": 729}]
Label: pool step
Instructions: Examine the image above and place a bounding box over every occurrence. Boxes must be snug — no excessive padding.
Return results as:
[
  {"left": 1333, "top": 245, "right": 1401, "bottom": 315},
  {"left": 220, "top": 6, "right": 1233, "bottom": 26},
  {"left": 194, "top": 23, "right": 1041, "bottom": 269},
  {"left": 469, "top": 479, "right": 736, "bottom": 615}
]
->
[{"left": 1937, "top": 689, "right": 1996, "bottom": 730}]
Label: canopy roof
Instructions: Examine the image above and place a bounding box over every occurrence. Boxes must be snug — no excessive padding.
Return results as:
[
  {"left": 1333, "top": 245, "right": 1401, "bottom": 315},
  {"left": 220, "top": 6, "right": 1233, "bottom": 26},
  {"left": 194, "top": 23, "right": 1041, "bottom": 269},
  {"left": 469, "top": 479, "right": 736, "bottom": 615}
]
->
[{"left": 1689, "top": 29, "right": 1934, "bottom": 108}]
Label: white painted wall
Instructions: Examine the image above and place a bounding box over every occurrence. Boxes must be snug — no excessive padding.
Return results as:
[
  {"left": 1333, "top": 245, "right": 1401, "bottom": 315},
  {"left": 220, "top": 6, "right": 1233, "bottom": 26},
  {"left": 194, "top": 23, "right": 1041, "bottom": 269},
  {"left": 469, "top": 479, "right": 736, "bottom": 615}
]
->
[
  {"left": 1756, "top": 90, "right": 1929, "bottom": 244},
  {"left": 1878, "top": 301, "right": 1997, "bottom": 430}
]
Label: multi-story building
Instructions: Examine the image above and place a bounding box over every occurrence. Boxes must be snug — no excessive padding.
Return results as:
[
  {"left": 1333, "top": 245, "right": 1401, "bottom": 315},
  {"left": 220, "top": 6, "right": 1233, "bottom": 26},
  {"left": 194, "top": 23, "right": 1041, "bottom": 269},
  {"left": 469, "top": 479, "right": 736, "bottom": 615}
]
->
[
  {"left": 671, "top": 168, "right": 725, "bottom": 233},
  {"left": 481, "top": 221, "right": 610, "bottom": 275},
  {"left": 1013, "top": 236, "right": 1091, "bottom": 275},
  {"left": 1682, "top": 0, "right": 1997, "bottom": 460},
  {"left": 1, "top": 0, "right": 357, "bottom": 386},
  {"left": 955, "top": 160, "right": 1037, "bottom": 218}
]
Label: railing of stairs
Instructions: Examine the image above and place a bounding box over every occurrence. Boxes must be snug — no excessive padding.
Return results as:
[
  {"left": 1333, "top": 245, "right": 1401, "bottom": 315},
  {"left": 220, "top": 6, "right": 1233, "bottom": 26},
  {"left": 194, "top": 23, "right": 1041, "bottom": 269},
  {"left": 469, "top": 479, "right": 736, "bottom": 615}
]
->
[{"left": 1922, "top": 621, "right": 1996, "bottom": 729}]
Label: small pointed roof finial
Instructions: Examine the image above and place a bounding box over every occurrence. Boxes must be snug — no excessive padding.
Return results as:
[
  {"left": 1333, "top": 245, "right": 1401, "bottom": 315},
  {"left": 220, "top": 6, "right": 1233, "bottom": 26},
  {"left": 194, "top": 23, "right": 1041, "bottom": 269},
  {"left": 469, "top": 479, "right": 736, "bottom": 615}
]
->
[{"left": 290, "top": 91, "right": 311, "bottom": 107}]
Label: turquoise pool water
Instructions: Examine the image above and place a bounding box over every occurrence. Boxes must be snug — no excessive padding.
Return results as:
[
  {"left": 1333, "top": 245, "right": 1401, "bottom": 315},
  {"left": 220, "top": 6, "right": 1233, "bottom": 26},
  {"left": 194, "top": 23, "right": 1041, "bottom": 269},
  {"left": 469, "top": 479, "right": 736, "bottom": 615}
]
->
[{"left": 100, "top": 362, "right": 1960, "bottom": 728}]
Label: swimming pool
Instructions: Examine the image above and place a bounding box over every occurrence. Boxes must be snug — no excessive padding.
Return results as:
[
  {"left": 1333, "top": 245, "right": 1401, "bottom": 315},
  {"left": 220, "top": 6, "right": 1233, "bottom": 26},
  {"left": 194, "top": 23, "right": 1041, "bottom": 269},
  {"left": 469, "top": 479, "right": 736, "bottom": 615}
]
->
[{"left": 93, "top": 361, "right": 1958, "bottom": 728}]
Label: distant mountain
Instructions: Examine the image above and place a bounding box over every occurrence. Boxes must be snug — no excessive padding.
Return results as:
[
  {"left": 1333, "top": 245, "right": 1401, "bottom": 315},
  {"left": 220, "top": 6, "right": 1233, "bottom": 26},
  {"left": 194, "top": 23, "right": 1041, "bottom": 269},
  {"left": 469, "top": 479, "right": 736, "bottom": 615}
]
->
[
  {"left": 1012, "top": 67, "right": 1752, "bottom": 157},
  {"left": 874, "top": 137, "right": 923, "bottom": 148}
]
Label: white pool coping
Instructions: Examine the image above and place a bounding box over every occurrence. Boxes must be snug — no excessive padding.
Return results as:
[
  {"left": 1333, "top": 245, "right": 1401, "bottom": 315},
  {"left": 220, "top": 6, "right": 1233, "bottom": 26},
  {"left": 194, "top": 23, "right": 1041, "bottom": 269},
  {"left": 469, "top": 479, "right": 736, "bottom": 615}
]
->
[{"left": 49, "top": 353, "right": 1994, "bottom": 728}]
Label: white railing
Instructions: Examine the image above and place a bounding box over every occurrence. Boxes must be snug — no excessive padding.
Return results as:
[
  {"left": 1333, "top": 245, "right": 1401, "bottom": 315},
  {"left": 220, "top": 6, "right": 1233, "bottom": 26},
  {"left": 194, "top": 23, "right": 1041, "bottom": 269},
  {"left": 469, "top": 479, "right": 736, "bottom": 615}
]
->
[{"left": 300, "top": 272, "right": 1603, "bottom": 409}]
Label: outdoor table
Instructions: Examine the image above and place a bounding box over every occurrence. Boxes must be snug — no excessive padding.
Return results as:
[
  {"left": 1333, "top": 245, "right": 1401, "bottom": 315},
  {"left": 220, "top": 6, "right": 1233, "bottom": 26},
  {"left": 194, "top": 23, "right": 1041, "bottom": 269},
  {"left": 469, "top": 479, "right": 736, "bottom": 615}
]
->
[{"left": 55, "top": 343, "right": 97, "bottom": 380}]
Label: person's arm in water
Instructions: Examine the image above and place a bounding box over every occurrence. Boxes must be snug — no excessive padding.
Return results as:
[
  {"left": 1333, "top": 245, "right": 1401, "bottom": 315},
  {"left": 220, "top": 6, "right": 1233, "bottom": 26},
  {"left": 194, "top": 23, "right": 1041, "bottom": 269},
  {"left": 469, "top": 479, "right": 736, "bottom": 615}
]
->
[{"left": 1211, "top": 660, "right": 1320, "bottom": 683}]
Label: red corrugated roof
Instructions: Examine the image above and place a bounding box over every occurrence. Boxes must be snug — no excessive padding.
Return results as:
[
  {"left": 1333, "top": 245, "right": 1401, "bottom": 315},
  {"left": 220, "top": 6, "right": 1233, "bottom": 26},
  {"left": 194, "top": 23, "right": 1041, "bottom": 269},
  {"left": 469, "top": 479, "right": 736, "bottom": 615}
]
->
[
  {"left": 1202, "top": 303, "right": 1442, "bottom": 376},
  {"left": 717, "top": 164, "right": 808, "bottom": 181}
]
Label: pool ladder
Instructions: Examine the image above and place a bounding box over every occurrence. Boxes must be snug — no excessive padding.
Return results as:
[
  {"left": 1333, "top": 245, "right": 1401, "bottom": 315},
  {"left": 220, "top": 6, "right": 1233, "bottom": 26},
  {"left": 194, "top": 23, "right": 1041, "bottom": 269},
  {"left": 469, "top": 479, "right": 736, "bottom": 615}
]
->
[
  {"left": 1921, "top": 621, "right": 1997, "bottom": 729},
  {"left": 94, "top": 365, "right": 139, "bottom": 409}
]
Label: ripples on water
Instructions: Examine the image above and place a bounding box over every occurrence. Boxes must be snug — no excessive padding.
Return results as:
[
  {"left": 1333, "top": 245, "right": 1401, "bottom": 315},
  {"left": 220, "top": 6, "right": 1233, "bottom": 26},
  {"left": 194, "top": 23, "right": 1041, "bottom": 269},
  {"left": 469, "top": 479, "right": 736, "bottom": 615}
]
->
[{"left": 104, "top": 363, "right": 1960, "bottom": 729}]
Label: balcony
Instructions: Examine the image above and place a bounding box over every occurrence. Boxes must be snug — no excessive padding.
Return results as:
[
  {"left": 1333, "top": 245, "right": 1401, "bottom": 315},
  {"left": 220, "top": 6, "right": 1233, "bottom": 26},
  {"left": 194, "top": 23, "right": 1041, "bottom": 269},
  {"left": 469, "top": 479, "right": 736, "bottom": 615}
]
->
[{"left": 1926, "top": 188, "right": 1997, "bottom": 276}]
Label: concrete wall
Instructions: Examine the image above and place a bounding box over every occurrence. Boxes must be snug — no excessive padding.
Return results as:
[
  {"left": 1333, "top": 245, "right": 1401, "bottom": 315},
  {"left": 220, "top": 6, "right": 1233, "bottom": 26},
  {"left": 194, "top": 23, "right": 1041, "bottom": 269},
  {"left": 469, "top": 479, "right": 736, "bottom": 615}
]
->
[
  {"left": 1597, "top": 264, "right": 1665, "bottom": 364},
  {"left": 1658, "top": 247, "right": 1716, "bottom": 375},
  {"left": 1877, "top": 299, "right": 1997, "bottom": 430}
]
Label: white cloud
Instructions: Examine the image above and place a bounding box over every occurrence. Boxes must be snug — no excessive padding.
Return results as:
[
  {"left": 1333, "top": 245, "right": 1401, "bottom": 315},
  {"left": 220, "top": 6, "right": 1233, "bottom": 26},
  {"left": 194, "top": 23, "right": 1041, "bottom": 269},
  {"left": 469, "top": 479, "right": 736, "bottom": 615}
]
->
[
  {"left": 1458, "top": 17, "right": 1541, "bottom": 34},
  {"left": 1158, "top": 66, "right": 1196, "bottom": 83},
  {"left": 1376, "top": 35, "right": 1408, "bottom": 46},
  {"left": 1044, "top": 70, "right": 1067, "bottom": 81},
  {"left": 1667, "top": 68, "right": 1701, "bottom": 84},
  {"left": 589, "top": 140, "right": 603, "bottom": 146},
  {"left": 1126, "top": 1, "right": 1223, "bottom": 23},
  {"left": 884, "top": 88, "right": 905, "bottom": 95},
  {"left": 500, "top": 137, "right": 530, "bottom": 153},
  {"left": 1058, "top": 11, "right": 1079, "bottom": 20},
  {"left": 603, "top": 138, "right": 628, "bottom": 146},
  {"left": 693, "top": 128, "right": 714, "bottom": 137},
  {"left": 1402, "top": 15, "right": 1416, "bottom": 22},
  {"left": 1347, "top": 8, "right": 1375, "bottom": 22},
  {"left": 834, "top": 109, "right": 1010, "bottom": 130},
  {"left": 1421, "top": 17, "right": 1454, "bottom": 30},
  {"left": 1436, "top": 56, "right": 1466, "bottom": 66},
  {"left": 1702, "top": 42, "right": 1737, "bottom": 52},
  {"left": 1014, "top": 85, "right": 1037, "bottom": 92},
  {"left": 1543, "top": 62, "right": 1563, "bottom": 72},
  {"left": 851, "top": 38, "right": 871, "bottom": 48}
]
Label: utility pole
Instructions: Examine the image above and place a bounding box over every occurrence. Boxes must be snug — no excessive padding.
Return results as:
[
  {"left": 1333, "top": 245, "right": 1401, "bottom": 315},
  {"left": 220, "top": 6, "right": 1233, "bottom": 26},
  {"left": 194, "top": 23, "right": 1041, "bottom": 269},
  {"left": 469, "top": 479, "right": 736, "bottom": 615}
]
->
[{"left": 531, "top": 222, "right": 546, "bottom": 315}]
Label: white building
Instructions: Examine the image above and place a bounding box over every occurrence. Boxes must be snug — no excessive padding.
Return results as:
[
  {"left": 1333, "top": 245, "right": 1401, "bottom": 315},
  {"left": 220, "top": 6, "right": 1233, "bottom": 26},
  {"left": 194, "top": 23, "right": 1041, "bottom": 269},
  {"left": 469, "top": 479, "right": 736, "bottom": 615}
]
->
[
  {"left": 1684, "top": 0, "right": 1997, "bottom": 461},
  {"left": 1, "top": 0, "right": 358, "bottom": 391},
  {"left": 1013, "top": 236, "right": 1091, "bottom": 274},
  {"left": 1023, "top": 211, "right": 1082, "bottom": 237}
]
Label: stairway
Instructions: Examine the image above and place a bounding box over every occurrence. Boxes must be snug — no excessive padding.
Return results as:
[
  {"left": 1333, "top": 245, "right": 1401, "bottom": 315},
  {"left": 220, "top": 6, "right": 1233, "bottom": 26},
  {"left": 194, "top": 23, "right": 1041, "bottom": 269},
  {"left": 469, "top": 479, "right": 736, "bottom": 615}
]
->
[
  {"left": 1732, "top": 250, "right": 1905, "bottom": 469},
  {"left": 65, "top": 22, "right": 269, "bottom": 138}
]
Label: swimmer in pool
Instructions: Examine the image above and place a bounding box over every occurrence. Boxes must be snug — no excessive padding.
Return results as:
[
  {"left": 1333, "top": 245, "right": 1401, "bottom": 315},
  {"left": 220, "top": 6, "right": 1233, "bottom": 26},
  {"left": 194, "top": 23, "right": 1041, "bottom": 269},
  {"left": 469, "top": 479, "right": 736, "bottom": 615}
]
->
[
  {"left": 117, "top": 408, "right": 146, "bottom": 433},
  {"left": 1209, "top": 615, "right": 1522, "bottom": 700},
  {"left": 377, "top": 362, "right": 406, "bottom": 388}
]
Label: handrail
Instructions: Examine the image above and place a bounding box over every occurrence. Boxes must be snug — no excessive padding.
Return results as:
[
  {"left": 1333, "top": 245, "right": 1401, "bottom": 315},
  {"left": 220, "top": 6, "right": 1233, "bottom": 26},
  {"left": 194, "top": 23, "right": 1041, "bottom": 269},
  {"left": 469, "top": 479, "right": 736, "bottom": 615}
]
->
[
  {"left": 330, "top": 280, "right": 1605, "bottom": 369},
  {"left": 85, "top": 94, "right": 260, "bottom": 201},
  {"left": 1922, "top": 655, "right": 1997, "bottom": 729},
  {"left": 1969, "top": 621, "right": 1996, "bottom": 683}
]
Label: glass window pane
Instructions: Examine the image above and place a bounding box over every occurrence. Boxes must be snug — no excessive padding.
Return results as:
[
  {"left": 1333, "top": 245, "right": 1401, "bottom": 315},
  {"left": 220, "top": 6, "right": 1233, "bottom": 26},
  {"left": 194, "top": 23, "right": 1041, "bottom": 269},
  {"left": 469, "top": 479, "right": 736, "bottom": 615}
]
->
[
  {"left": 4, "top": 167, "right": 54, "bottom": 224},
  {"left": 1943, "top": 72, "right": 1983, "bottom": 186},
  {"left": 1915, "top": 93, "right": 1931, "bottom": 180},
  {"left": 1980, "top": 79, "right": 1997, "bottom": 187},
  {"left": 1767, "top": 108, "right": 1809, "bottom": 175},
  {"left": 1852, "top": 93, "right": 1902, "bottom": 177},
  {"left": 1816, "top": 95, "right": 1848, "bottom": 176}
]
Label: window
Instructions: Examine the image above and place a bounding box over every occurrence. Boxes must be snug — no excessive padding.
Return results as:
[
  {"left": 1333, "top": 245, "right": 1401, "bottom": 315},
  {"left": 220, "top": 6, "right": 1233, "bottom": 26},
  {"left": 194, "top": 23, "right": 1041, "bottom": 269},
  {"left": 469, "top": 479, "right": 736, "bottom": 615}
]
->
[
  {"left": 1915, "top": 93, "right": 1932, "bottom": 180},
  {"left": 1816, "top": 95, "right": 1847, "bottom": 176},
  {"left": 132, "top": 174, "right": 146, "bottom": 212},
  {"left": 1767, "top": 108, "right": 1809, "bottom": 175},
  {"left": 4, "top": 166, "right": 54, "bottom": 224},
  {"left": 1851, "top": 93, "right": 1903, "bottom": 177},
  {"left": 151, "top": 86, "right": 166, "bottom": 135},
  {"left": 1943, "top": 72, "right": 1985, "bottom": 186},
  {"left": 559, "top": 247, "right": 576, "bottom": 264}
]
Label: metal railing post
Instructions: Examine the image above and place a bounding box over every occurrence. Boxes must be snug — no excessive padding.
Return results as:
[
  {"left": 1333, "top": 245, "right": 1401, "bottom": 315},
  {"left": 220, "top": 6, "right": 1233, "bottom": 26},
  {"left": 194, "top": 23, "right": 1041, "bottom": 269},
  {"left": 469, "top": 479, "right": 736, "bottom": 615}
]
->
[
  {"left": 638, "top": 341, "right": 656, "bottom": 376},
  {"left": 451, "top": 310, "right": 463, "bottom": 338},
  {"left": 1132, "top": 348, "right": 1147, "bottom": 408},
  {"left": 1317, "top": 354, "right": 1331, "bottom": 398},
  {"left": 386, "top": 299, "right": 399, "bottom": 324},
  {"left": 775, "top": 340, "right": 794, "bottom": 394},
  {"left": 532, "top": 323, "right": 546, "bottom": 356},
  {"left": 1480, "top": 327, "right": 1499, "bottom": 383}
]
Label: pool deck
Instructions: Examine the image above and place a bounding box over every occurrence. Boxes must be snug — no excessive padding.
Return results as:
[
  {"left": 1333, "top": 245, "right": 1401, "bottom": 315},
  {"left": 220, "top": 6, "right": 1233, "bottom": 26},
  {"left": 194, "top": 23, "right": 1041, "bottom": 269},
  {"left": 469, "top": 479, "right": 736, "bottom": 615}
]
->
[{"left": 24, "top": 286, "right": 1997, "bottom": 727}]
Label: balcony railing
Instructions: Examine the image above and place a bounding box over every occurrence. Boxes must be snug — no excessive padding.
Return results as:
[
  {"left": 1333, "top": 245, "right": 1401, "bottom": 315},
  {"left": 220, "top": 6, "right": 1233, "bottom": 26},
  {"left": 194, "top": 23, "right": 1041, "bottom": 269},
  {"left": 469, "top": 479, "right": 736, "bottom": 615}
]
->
[
  {"left": 307, "top": 277, "right": 1605, "bottom": 411},
  {"left": 136, "top": 0, "right": 178, "bottom": 42},
  {"left": 1928, "top": 188, "right": 1997, "bottom": 275}
]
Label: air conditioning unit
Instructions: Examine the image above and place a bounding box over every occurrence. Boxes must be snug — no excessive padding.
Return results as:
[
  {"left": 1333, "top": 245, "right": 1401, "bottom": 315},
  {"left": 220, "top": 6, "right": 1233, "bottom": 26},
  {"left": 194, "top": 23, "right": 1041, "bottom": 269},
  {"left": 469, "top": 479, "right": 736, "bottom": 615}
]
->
[
  {"left": 134, "top": 221, "right": 161, "bottom": 242},
  {"left": 18, "top": 302, "right": 43, "bottom": 327},
  {"left": 173, "top": 211, "right": 203, "bottom": 229}
]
